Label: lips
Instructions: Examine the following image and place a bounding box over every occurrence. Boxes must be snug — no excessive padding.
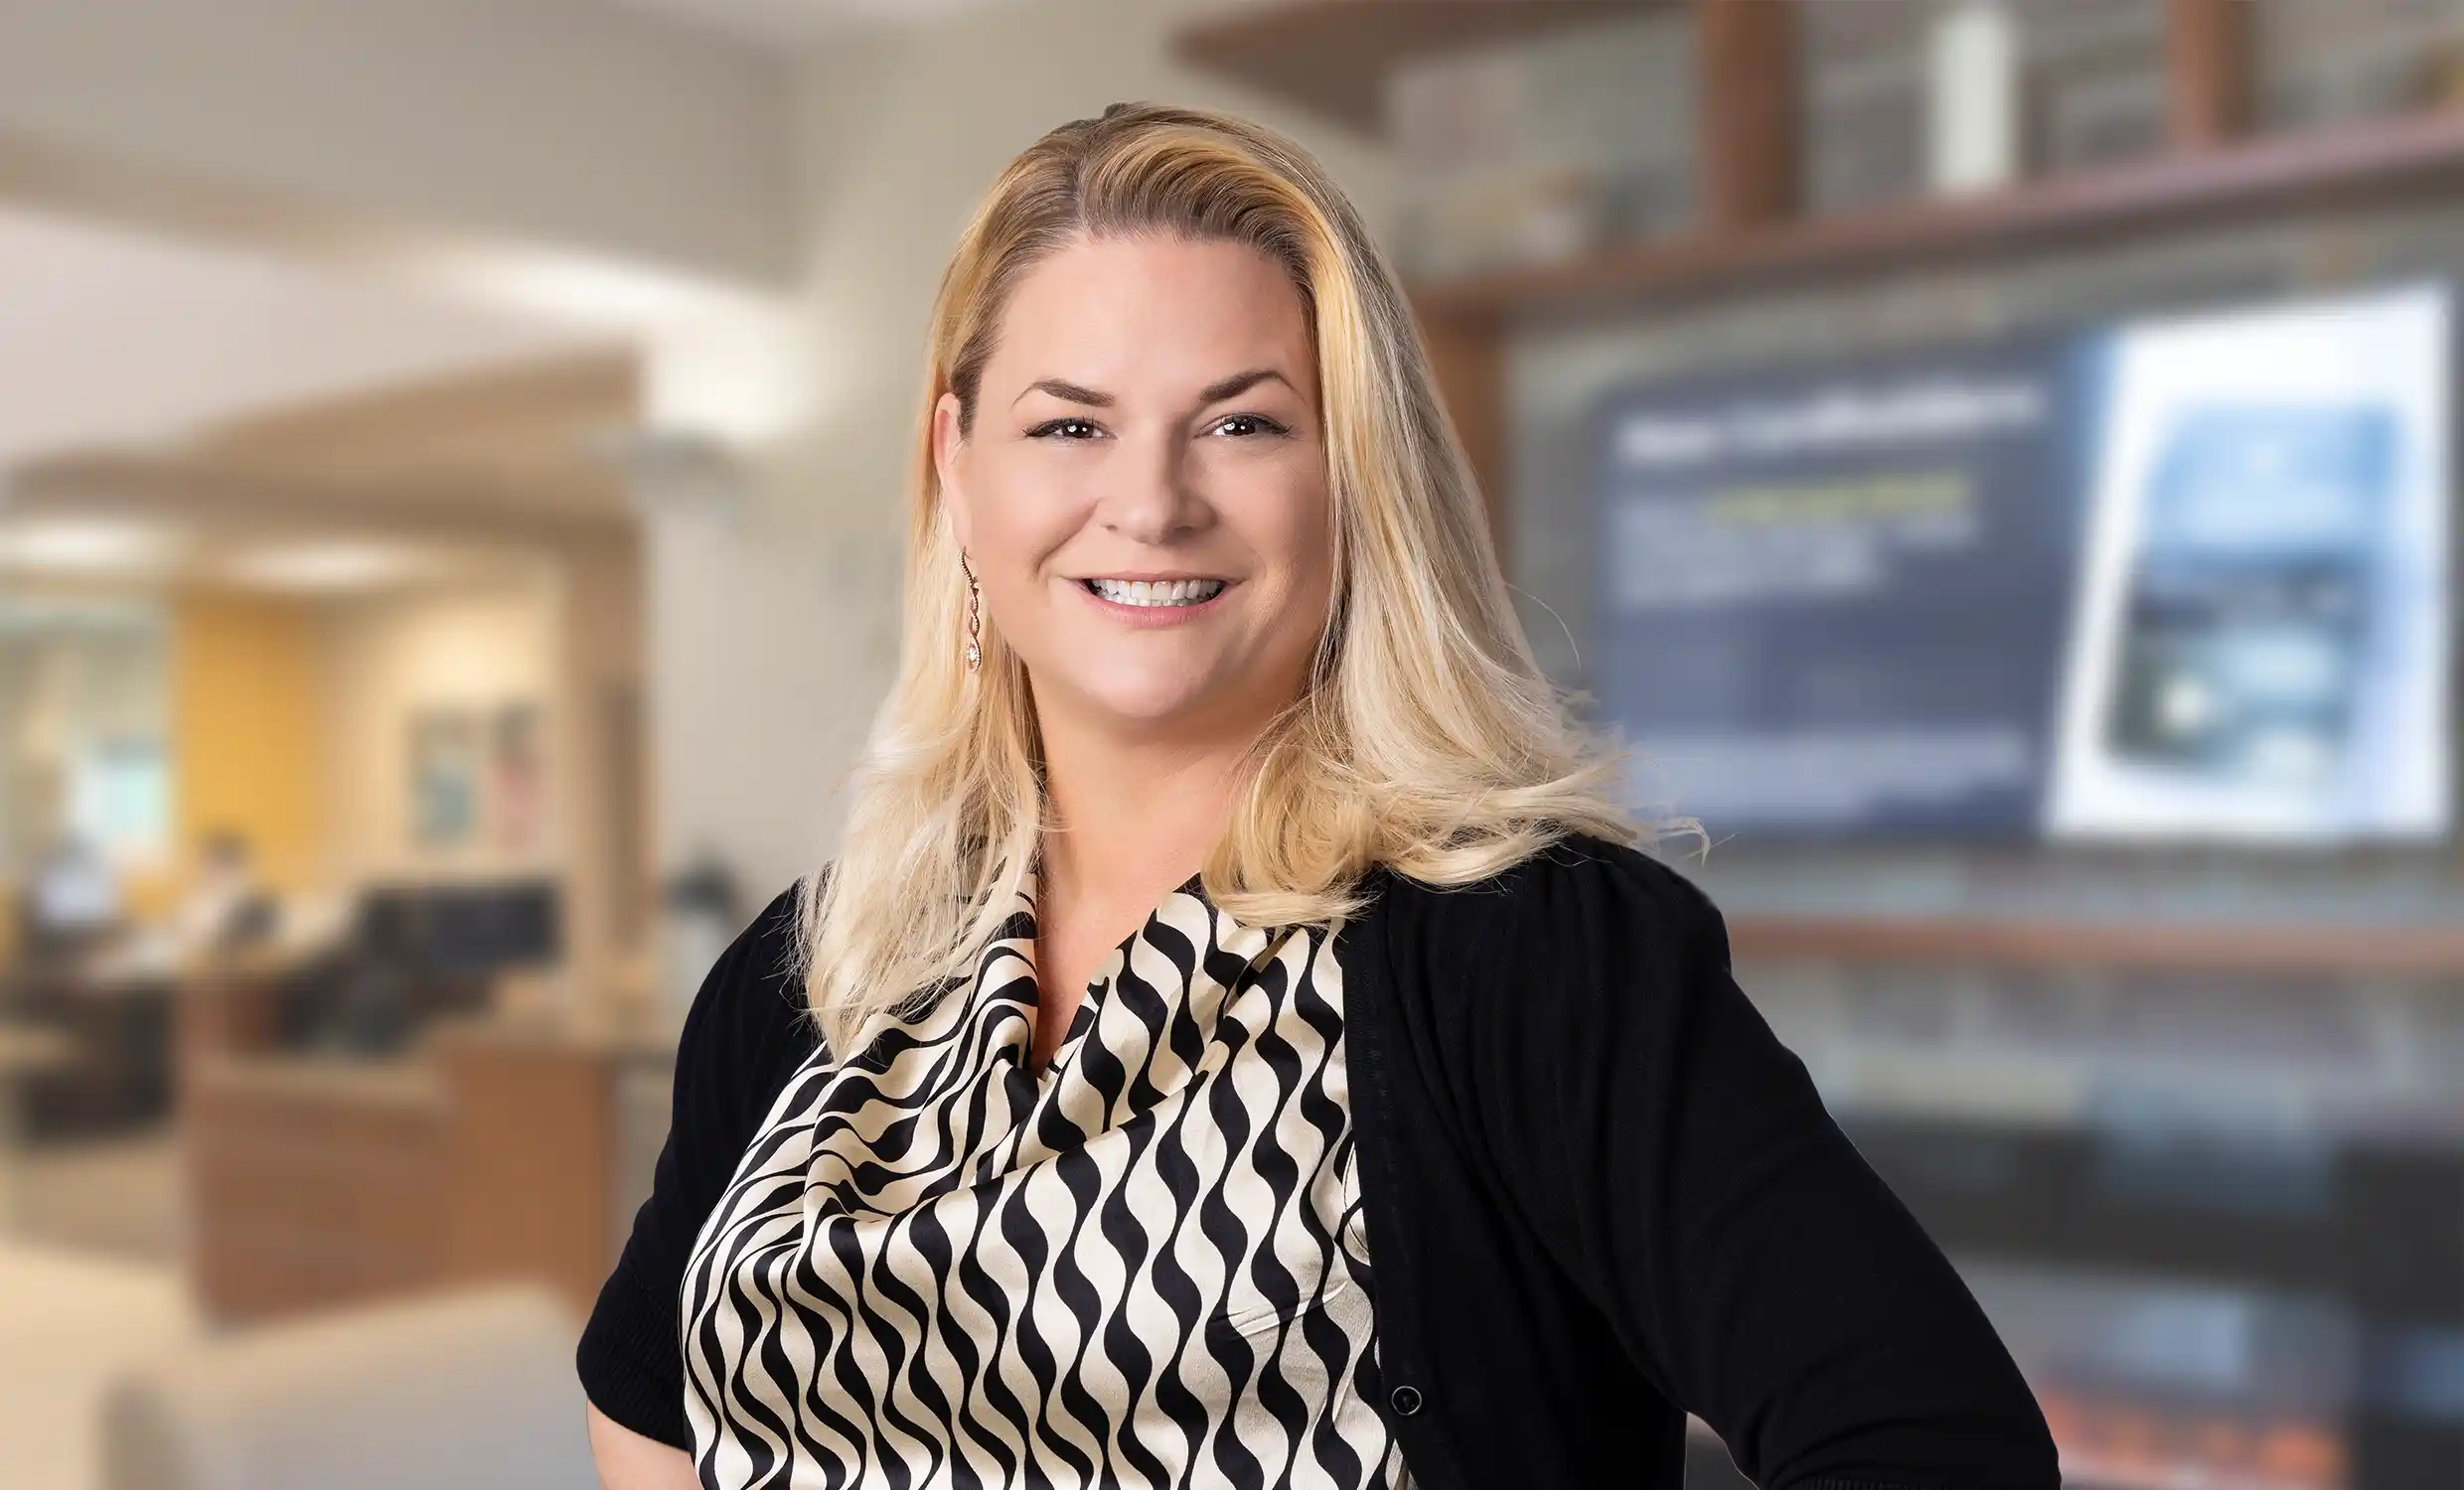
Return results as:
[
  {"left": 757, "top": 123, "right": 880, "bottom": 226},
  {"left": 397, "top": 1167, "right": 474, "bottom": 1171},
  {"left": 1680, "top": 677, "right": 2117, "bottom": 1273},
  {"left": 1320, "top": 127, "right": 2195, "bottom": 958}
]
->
[{"left": 1081, "top": 577, "right": 1227, "bottom": 608}]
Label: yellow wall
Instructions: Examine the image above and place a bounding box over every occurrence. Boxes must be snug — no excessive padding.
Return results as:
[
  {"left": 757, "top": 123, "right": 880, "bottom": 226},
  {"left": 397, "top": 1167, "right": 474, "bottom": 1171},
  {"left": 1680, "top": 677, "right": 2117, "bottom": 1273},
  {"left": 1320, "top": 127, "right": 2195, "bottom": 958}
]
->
[{"left": 172, "top": 592, "right": 323, "bottom": 893}]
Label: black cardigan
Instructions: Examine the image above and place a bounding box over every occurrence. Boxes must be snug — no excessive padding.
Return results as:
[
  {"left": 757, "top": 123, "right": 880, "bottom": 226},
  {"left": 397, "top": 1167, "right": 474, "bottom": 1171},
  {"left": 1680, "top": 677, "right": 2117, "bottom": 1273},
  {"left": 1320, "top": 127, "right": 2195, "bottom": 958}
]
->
[{"left": 577, "top": 834, "right": 2061, "bottom": 1489}]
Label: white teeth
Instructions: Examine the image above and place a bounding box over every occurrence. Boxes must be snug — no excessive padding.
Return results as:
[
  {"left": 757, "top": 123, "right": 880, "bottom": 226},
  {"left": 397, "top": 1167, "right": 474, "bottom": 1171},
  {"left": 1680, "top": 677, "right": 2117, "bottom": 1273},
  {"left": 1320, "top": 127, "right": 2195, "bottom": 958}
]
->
[{"left": 1087, "top": 577, "right": 1225, "bottom": 607}]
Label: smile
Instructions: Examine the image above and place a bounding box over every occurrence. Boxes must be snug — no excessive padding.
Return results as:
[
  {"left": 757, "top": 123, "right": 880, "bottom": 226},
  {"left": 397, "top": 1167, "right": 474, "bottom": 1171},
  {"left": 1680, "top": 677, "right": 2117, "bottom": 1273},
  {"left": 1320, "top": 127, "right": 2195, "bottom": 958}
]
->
[{"left": 1080, "top": 577, "right": 1227, "bottom": 608}]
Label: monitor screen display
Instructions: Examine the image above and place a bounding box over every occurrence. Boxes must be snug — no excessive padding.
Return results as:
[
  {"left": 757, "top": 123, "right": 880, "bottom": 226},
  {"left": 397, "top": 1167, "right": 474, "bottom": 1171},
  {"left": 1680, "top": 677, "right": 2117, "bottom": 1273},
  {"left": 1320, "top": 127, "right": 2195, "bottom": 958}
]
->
[{"left": 1591, "top": 283, "right": 2450, "bottom": 844}]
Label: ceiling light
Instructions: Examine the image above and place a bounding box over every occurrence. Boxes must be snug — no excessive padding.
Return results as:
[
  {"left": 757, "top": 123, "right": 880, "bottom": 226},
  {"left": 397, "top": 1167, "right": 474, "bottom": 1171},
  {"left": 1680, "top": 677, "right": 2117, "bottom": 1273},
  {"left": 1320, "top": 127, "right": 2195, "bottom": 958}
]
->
[
  {"left": 0, "top": 519, "right": 186, "bottom": 573},
  {"left": 225, "top": 541, "right": 433, "bottom": 591}
]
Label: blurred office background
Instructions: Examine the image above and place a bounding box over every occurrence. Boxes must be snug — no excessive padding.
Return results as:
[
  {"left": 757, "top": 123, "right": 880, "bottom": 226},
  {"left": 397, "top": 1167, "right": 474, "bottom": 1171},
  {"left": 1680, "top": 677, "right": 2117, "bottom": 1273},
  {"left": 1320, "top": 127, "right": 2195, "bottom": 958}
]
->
[{"left": 0, "top": 2, "right": 2459, "bottom": 1487}]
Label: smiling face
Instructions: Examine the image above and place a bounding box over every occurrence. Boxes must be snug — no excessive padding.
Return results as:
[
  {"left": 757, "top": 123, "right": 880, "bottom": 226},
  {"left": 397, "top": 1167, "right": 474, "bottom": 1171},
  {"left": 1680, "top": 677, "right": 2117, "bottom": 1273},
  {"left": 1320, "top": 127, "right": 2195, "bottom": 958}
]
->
[{"left": 935, "top": 232, "right": 1333, "bottom": 748}]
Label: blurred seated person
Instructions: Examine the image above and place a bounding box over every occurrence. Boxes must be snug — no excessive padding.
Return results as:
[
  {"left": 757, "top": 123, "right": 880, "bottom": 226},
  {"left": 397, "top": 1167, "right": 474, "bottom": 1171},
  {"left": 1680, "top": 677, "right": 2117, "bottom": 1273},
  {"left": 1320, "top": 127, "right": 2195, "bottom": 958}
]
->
[
  {"left": 273, "top": 884, "right": 536, "bottom": 1058},
  {"left": 170, "top": 830, "right": 278, "bottom": 960},
  {"left": 266, "top": 891, "right": 411, "bottom": 1058},
  {"left": 14, "top": 831, "right": 122, "bottom": 969}
]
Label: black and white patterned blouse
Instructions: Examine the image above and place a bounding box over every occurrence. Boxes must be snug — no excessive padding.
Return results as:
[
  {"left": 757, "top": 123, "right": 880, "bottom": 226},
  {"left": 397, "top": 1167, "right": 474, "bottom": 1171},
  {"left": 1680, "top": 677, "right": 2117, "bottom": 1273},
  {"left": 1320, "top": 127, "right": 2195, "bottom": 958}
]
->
[{"left": 677, "top": 870, "right": 1412, "bottom": 1489}]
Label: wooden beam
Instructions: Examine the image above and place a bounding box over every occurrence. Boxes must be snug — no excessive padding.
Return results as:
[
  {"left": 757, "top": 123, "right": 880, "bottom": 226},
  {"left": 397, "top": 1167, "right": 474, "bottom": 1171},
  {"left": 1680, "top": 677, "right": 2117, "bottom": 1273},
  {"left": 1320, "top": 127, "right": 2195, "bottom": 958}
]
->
[
  {"left": 1413, "top": 108, "right": 2464, "bottom": 325},
  {"left": 1416, "top": 304, "right": 1510, "bottom": 574},
  {"left": 11, "top": 350, "right": 643, "bottom": 535},
  {"left": 1695, "top": 0, "right": 1803, "bottom": 232},
  {"left": 2168, "top": 0, "right": 2252, "bottom": 150},
  {"left": 1730, "top": 911, "right": 2464, "bottom": 981},
  {"left": 10, "top": 452, "right": 632, "bottom": 542}
]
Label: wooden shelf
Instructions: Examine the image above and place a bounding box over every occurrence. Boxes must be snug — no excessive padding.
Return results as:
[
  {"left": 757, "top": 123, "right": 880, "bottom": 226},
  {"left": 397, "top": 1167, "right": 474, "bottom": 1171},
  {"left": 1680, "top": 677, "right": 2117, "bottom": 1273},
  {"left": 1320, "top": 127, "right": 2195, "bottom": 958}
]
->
[
  {"left": 1173, "top": 0, "right": 1669, "bottom": 136},
  {"left": 1727, "top": 911, "right": 2464, "bottom": 981},
  {"left": 1411, "top": 107, "right": 2464, "bottom": 326},
  {"left": 1174, "top": 3, "right": 2400, "bottom": 329}
]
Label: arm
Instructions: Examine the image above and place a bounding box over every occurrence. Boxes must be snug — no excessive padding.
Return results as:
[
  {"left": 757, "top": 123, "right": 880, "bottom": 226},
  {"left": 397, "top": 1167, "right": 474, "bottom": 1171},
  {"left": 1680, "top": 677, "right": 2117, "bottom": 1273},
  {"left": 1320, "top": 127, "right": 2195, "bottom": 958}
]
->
[
  {"left": 1464, "top": 843, "right": 2060, "bottom": 1490},
  {"left": 586, "top": 1401, "right": 695, "bottom": 1490},
  {"left": 576, "top": 882, "right": 818, "bottom": 1468}
]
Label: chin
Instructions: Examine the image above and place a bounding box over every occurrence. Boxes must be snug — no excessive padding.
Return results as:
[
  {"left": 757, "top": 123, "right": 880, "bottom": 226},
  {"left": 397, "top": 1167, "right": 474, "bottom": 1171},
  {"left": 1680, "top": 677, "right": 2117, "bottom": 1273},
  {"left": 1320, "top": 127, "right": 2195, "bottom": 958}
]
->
[
  {"left": 1080, "top": 680, "right": 1221, "bottom": 731},
  {"left": 1052, "top": 659, "right": 1237, "bottom": 735}
]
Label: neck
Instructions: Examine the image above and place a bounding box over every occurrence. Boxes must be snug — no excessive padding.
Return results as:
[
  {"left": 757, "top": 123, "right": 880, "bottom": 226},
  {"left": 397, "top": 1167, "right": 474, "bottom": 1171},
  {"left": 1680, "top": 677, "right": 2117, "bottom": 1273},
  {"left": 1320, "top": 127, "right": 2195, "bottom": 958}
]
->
[{"left": 1033, "top": 704, "right": 1262, "bottom": 918}]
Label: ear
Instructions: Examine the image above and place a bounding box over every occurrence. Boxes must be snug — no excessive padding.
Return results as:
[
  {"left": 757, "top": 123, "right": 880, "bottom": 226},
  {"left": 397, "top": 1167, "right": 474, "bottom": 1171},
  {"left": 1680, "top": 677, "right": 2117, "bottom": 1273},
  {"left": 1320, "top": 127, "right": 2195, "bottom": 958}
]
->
[{"left": 932, "top": 389, "right": 975, "bottom": 555}]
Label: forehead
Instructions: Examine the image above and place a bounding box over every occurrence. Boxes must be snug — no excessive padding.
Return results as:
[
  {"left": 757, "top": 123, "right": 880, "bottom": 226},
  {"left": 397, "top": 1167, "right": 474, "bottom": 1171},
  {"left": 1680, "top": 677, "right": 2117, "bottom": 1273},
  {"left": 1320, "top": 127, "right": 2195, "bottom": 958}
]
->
[{"left": 986, "top": 233, "right": 1315, "bottom": 394}]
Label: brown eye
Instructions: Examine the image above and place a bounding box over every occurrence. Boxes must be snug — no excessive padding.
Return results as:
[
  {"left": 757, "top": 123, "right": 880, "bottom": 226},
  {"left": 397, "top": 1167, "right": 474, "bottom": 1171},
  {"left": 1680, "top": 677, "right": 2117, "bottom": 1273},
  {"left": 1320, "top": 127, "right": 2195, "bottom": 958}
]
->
[
  {"left": 1212, "top": 413, "right": 1287, "bottom": 438},
  {"left": 1028, "top": 418, "right": 1101, "bottom": 441}
]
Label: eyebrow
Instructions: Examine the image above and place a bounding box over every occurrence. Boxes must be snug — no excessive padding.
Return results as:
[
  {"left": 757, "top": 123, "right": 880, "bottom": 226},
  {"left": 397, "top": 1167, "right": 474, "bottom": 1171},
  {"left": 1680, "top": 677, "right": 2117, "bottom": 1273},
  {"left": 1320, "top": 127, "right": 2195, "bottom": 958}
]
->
[
  {"left": 1196, "top": 368, "right": 1292, "bottom": 404},
  {"left": 1010, "top": 368, "right": 1294, "bottom": 410},
  {"left": 1014, "top": 377, "right": 1112, "bottom": 408}
]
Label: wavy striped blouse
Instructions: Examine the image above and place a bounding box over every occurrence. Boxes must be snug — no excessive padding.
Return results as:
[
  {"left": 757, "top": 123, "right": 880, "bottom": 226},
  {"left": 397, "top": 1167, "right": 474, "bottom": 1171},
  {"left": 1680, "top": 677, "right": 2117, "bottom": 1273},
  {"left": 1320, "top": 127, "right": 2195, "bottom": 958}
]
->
[{"left": 677, "top": 870, "right": 1411, "bottom": 1489}]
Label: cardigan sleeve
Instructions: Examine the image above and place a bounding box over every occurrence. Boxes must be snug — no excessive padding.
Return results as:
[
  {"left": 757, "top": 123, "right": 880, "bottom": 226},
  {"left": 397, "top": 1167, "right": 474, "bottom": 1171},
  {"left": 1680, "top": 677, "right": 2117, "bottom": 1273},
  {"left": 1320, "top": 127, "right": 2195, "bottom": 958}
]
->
[
  {"left": 575, "top": 881, "right": 819, "bottom": 1450},
  {"left": 1455, "top": 839, "right": 2061, "bottom": 1490}
]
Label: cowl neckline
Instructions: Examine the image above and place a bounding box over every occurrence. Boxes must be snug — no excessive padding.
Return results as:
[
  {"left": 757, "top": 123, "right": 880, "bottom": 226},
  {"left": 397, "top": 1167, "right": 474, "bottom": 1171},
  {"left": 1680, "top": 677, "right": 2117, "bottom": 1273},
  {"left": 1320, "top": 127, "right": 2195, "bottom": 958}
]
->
[
  {"left": 1002, "top": 863, "right": 1211, "bottom": 1077},
  {"left": 801, "top": 865, "right": 1298, "bottom": 1220},
  {"left": 680, "top": 854, "right": 1397, "bottom": 1488}
]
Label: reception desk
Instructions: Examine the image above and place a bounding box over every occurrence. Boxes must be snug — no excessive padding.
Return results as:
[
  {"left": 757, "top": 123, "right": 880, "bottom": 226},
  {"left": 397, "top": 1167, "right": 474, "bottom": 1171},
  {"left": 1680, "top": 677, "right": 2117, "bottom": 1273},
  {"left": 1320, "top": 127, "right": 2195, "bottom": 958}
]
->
[{"left": 180, "top": 982, "right": 675, "bottom": 1325}]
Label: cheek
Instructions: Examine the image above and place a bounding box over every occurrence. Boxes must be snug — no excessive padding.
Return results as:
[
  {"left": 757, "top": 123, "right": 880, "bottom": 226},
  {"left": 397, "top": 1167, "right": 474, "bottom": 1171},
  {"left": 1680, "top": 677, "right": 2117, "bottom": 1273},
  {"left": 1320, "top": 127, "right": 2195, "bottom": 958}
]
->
[
  {"left": 966, "top": 458, "right": 1083, "bottom": 582},
  {"left": 1245, "top": 470, "right": 1335, "bottom": 605}
]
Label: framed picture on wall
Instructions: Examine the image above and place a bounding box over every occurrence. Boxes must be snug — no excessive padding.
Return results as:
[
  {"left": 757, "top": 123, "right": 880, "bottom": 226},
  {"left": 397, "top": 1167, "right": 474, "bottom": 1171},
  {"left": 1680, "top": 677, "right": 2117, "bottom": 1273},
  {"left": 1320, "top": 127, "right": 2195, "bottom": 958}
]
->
[
  {"left": 489, "top": 700, "right": 546, "bottom": 855},
  {"left": 409, "top": 708, "right": 483, "bottom": 849}
]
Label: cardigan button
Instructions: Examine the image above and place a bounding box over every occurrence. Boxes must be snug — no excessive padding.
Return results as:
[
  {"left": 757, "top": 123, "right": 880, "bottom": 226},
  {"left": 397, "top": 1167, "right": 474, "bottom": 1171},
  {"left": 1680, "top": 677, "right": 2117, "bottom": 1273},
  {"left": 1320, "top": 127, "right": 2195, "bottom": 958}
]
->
[{"left": 1389, "top": 1384, "right": 1423, "bottom": 1416}]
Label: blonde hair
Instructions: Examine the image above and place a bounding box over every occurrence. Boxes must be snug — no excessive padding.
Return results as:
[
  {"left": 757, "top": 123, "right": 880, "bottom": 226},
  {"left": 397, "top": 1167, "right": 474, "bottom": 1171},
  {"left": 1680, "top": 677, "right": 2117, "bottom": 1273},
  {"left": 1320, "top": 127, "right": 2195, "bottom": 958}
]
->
[{"left": 797, "top": 101, "right": 1673, "bottom": 1056}]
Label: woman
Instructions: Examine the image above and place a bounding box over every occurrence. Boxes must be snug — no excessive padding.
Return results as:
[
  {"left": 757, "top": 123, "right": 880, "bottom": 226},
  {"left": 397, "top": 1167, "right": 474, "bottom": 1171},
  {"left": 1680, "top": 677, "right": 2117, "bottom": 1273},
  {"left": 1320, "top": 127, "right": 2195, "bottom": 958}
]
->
[{"left": 578, "top": 102, "right": 2059, "bottom": 1490}]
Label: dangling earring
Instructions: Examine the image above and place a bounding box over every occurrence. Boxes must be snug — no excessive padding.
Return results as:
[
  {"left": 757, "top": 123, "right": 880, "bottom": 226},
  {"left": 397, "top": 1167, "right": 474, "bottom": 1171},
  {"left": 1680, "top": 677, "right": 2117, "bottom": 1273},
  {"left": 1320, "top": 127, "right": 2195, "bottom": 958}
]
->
[{"left": 961, "top": 553, "right": 983, "bottom": 674}]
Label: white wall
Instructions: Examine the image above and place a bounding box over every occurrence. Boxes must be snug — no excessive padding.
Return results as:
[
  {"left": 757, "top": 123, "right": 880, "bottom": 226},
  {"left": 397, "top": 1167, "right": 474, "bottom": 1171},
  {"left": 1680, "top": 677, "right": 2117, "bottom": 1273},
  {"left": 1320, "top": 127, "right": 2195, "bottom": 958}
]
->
[
  {"left": 0, "top": 0, "right": 800, "bottom": 285},
  {"left": 648, "top": 0, "right": 1401, "bottom": 904},
  {"left": 0, "top": 203, "right": 604, "bottom": 467}
]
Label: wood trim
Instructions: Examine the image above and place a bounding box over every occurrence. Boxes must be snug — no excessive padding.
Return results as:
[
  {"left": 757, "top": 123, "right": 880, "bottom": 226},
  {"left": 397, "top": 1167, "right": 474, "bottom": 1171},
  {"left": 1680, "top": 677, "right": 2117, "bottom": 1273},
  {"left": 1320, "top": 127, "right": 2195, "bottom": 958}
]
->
[
  {"left": 1694, "top": 0, "right": 1802, "bottom": 233},
  {"left": 2168, "top": 0, "right": 2253, "bottom": 151},
  {"left": 12, "top": 348, "right": 642, "bottom": 536},
  {"left": 1415, "top": 303, "right": 1510, "bottom": 572},
  {"left": 1172, "top": 1, "right": 1670, "bottom": 135},
  {"left": 1729, "top": 913, "right": 2464, "bottom": 981},
  {"left": 6, "top": 455, "right": 630, "bottom": 542},
  {"left": 1414, "top": 108, "right": 2464, "bottom": 324}
]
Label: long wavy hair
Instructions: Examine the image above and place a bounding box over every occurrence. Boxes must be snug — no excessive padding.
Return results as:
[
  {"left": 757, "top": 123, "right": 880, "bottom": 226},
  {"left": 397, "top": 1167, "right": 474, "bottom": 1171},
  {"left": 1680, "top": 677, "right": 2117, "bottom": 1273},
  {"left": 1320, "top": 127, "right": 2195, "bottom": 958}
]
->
[{"left": 795, "top": 101, "right": 1676, "bottom": 1056}]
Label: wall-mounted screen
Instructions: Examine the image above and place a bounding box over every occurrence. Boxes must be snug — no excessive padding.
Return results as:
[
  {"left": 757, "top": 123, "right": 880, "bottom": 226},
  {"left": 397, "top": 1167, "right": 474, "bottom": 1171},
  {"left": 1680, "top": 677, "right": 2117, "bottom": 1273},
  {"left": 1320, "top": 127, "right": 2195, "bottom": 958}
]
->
[{"left": 1593, "top": 283, "right": 2451, "bottom": 844}]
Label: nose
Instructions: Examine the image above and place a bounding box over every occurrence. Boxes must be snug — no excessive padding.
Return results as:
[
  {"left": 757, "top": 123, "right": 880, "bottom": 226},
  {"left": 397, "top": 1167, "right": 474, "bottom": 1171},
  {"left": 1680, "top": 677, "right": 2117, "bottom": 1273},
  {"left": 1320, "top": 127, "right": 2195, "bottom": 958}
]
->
[{"left": 1095, "top": 430, "right": 1209, "bottom": 545}]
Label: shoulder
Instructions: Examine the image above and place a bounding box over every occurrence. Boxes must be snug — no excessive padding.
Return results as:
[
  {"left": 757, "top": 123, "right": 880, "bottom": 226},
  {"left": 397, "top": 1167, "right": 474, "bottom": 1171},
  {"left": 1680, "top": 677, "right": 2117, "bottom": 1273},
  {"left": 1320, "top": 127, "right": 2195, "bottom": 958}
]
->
[
  {"left": 677, "top": 878, "right": 823, "bottom": 1106},
  {"left": 1372, "top": 829, "right": 1730, "bottom": 974},
  {"left": 705, "top": 881, "right": 808, "bottom": 1013},
  {"left": 1352, "top": 831, "right": 1742, "bottom": 1088}
]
